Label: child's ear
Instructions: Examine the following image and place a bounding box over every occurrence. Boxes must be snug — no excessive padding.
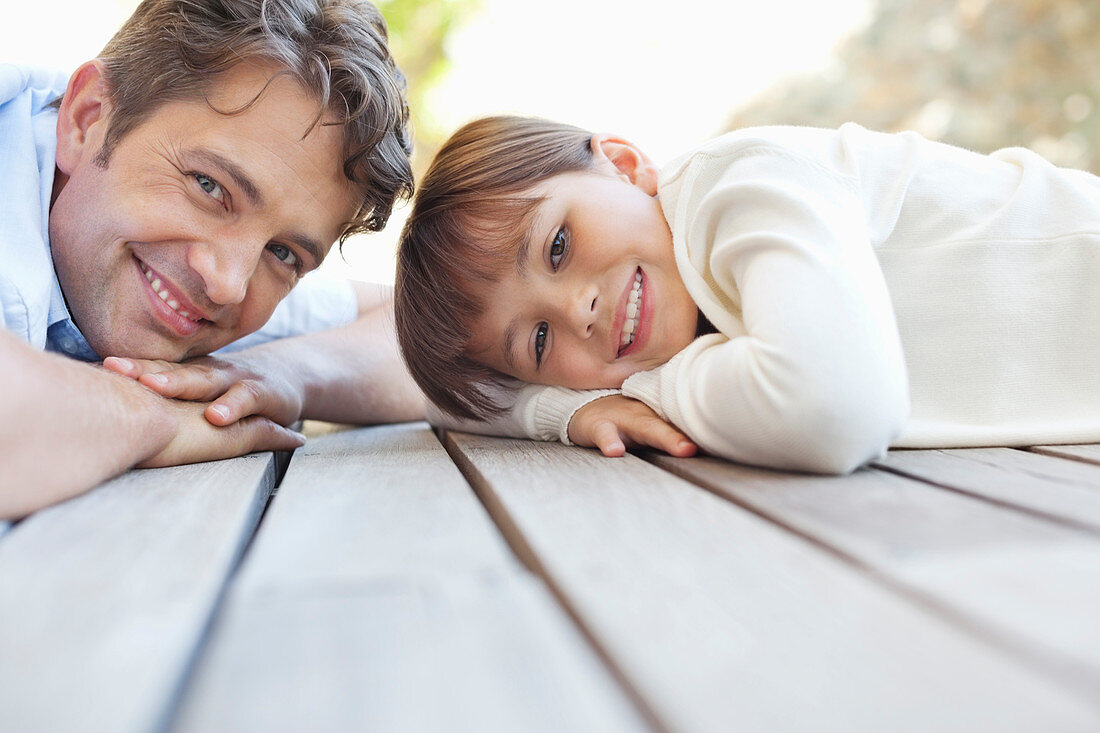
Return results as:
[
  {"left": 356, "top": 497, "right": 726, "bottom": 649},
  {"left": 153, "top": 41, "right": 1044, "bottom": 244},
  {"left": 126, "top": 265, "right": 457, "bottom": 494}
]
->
[
  {"left": 591, "top": 133, "right": 660, "bottom": 196},
  {"left": 55, "top": 61, "right": 112, "bottom": 175}
]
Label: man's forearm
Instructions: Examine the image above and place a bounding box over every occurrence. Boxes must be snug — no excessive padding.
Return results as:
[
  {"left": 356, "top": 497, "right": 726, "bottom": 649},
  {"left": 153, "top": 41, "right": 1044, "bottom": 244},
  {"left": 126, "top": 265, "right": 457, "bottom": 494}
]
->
[
  {"left": 293, "top": 302, "right": 425, "bottom": 424},
  {"left": 236, "top": 293, "right": 425, "bottom": 426},
  {"left": 0, "top": 330, "right": 175, "bottom": 518}
]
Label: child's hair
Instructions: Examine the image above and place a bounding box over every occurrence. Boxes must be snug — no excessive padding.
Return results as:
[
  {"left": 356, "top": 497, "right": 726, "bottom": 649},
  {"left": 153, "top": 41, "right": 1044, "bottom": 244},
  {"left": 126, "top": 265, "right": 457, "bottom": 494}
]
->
[{"left": 395, "top": 115, "right": 595, "bottom": 419}]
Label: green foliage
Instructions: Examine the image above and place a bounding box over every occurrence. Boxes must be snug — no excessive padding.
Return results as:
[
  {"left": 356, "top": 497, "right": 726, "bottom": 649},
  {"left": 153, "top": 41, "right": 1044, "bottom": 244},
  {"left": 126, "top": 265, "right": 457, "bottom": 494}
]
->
[{"left": 377, "top": 0, "right": 481, "bottom": 172}]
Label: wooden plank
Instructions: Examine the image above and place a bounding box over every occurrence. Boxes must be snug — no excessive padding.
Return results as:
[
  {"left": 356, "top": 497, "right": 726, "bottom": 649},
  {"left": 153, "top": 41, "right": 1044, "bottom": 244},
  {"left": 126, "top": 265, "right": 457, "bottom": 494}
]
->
[
  {"left": 0, "top": 454, "right": 278, "bottom": 733},
  {"left": 1032, "top": 443, "right": 1100, "bottom": 465},
  {"left": 446, "top": 433, "right": 1099, "bottom": 733},
  {"left": 877, "top": 448, "right": 1100, "bottom": 534},
  {"left": 173, "top": 424, "right": 646, "bottom": 733},
  {"left": 653, "top": 452, "right": 1100, "bottom": 703}
]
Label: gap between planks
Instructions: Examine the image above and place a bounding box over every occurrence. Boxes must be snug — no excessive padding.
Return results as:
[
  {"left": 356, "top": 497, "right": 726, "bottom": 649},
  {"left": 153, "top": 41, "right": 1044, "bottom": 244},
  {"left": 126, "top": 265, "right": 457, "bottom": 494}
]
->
[{"left": 437, "top": 428, "right": 671, "bottom": 733}]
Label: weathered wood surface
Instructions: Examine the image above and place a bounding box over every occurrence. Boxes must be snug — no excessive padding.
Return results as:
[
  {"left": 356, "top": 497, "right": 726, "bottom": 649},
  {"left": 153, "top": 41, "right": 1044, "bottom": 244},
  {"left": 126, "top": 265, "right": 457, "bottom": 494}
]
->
[
  {"left": 171, "top": 423, "right": 645, "bottom": 733},
  {"left": 5, "top": 427, "right": 1100, "bottom": 733},
  {"left": 0, "top": 454, "right": 278, "bottom": 733},
  {"left": 655, "top": 450, "right": 1100, "bottom": 705},
  {"left": 447, "top": 433, "right": 1100, "bottom": 733},
  {"left": 877, "top": 447, "right": 1100, "bottom": 534}
]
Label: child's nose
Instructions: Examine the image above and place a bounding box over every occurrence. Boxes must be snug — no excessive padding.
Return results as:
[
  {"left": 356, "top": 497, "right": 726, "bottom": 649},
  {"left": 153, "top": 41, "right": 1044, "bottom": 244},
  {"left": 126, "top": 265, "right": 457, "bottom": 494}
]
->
[{"left": 568, "top": 286, "right": 598, "bottom": 338}]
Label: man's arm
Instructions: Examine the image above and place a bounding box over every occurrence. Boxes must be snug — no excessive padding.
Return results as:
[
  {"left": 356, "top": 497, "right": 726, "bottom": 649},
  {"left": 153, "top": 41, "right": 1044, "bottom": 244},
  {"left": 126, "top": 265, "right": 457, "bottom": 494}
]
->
[
  {"left": 0, "top": 329, "right": 305, "bottom": 519},
  {"left": 105, "top": 282, "right": 426, "bottom": 427}
]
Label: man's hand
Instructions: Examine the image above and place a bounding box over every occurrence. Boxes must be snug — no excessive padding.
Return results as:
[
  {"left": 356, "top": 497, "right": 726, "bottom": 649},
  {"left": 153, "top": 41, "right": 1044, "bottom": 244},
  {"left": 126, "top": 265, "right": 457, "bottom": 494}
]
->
[
  {"left": 139, "top": 397, "right": 305, "bottom": 468},
  {"left": 105, "top": 290, "right": 425, "bottom": 429},
  {"left": 104, "top": 352, "right": 302, "bottom": 428},
  {"left": 568, "top": 395, "right": 697, "bottom": 458}
]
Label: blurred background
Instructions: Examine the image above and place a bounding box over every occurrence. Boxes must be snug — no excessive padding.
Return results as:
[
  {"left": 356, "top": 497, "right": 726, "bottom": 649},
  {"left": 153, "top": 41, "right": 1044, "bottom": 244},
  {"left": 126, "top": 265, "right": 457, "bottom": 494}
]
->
[{"left": 6, "top": 0, "right": 1099, "bottom": 284}]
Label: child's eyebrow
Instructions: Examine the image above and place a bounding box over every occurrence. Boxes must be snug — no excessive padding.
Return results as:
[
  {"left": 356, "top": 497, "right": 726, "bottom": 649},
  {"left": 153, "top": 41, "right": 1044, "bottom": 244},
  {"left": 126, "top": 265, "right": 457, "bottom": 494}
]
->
[
  {"left": 514, "top": 228, "right": 534, "bottom": 276},
  {"left": 502, "top": 321, "right": 520, "bottom": 371},
  {"left": 513, "top": 202, "right": 547, "bottom": 277}
]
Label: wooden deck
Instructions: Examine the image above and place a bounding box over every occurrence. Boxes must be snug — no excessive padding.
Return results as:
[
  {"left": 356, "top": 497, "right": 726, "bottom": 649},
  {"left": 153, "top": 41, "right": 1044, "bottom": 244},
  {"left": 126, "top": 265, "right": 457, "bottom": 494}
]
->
[{"left": 2, "top": 423, "right": 1100, "bottom": 732}]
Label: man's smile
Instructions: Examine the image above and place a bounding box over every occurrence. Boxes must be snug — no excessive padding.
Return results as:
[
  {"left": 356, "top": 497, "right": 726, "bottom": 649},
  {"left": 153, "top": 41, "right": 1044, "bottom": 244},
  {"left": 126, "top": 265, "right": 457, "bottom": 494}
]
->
[{"left": 136, "top": 257, "right": 207, "bottom": 336}]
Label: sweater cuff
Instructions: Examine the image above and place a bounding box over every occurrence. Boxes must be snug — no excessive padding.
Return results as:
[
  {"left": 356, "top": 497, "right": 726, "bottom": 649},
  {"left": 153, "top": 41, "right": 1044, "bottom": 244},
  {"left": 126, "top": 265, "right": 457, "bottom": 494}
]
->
[{"left": 522, "top": 387, "right": 621, "bottom": 444}]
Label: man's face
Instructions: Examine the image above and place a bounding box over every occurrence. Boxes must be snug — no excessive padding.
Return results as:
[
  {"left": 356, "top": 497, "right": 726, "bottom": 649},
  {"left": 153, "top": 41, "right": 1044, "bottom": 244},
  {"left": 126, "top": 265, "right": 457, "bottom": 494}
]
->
[
  {"left": 469, "top": 164, "right": 699, "bottom": 389},
  {"left": 50, "top": 62, "right": 359, "bottom": 361}
]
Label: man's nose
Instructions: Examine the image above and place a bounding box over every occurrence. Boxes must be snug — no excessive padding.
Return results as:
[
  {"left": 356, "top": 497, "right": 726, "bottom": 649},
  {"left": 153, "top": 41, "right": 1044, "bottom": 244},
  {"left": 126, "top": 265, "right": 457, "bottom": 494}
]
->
[{"left": 187, "top": 233, "right": 261, "bottom": 305}]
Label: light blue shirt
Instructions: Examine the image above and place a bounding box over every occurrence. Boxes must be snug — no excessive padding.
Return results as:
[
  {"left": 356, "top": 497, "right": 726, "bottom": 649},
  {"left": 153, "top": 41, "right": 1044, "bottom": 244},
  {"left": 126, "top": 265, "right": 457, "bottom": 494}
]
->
[{"left": 0, "top": 64, "right": 357, "bottom": 361}]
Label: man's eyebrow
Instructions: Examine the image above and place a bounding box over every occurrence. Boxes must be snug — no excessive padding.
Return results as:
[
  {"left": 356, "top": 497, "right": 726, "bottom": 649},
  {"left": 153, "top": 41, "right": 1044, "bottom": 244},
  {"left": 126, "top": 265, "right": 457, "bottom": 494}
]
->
[
  {"left": 189, "top": 148, "right": 265, "bottom": 207},
  {"left": 285, "top": 232, "right": 326, "bottom": 267}
]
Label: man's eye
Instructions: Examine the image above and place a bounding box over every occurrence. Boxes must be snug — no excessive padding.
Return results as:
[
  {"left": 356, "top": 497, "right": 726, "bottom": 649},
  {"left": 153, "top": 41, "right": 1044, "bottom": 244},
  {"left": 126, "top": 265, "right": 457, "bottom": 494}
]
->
[
  {"left": 268, "top": 243, "right": 299, "bottom": 268},
  {"left": 194, "top": 173, "right": 226, "bottom": 204},
  {"left": 549, "top": 227, "right": 568, "bottom": 271},
  {"left": 534, "top": 321, "right": 549, "bottom": 367}
]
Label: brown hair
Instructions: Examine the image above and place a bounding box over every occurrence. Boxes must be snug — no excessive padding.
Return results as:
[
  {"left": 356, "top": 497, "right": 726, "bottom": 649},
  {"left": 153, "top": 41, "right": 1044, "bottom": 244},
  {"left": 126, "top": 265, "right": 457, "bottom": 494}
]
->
[
  {"left": 394, "top": 115, "right": 595, "bottom": 420},
  {"left": 80, "top": 0, "right": 413, "bottom": 239}
]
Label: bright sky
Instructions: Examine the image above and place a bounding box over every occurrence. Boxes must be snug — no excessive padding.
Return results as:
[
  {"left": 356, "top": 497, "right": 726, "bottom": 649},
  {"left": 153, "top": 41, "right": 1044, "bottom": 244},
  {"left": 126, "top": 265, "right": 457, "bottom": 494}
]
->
[{"left": 4, "top": 0, "right": 872, "bottom": 284}]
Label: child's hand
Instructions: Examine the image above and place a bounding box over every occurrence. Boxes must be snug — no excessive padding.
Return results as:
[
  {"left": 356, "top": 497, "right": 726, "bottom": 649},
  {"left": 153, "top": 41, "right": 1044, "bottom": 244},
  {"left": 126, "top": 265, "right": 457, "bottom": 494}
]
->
[
  {"left": 102, "top": 353, "right": 303, "bottom": 428},
  {"left": 568, "top": 395, "right": 697, "bottom": 458}
]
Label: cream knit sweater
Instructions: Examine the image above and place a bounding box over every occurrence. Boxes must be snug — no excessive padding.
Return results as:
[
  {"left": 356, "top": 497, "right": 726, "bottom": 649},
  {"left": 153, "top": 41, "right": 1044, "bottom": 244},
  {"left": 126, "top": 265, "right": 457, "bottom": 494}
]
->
[{"left": 432, "top": 124, "right": 1100, "bottom": 473}]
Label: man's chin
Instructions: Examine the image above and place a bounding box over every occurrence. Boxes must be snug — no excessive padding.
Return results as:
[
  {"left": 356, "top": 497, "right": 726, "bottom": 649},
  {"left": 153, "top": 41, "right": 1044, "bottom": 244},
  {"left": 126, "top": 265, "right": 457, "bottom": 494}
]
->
[{"left": 88, "top": 335, "right": 200, "bottom": 363}]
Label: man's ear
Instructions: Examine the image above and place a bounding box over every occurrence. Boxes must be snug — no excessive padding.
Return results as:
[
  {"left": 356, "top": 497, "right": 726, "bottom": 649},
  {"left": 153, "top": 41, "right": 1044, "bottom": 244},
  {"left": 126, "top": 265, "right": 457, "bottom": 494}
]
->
[
  {"left": 590, "top": 133, "right": 660, "bottom": 196},
  {"left": 55, "top": 61, "right": 111, "bottom": 175}
]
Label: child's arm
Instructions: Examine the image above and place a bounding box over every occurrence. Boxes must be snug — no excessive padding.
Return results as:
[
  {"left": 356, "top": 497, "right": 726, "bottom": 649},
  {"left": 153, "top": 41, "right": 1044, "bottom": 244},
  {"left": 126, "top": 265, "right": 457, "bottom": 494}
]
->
[
  {"left": 427, "top": 383, "right": 696, "bottom": 457},
  {"left": 632, "top": 145, "right": 910, "bottom": 473}
]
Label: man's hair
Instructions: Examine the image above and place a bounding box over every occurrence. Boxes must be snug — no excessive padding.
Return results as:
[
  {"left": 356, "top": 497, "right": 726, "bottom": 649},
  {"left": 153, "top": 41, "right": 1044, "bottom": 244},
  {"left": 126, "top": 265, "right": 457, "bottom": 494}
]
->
[
  {"left": 394, "top": 115, "right": 594, "bottom": 420},
  {"left": 89, "top": 0, "right": 413, "bottom": 239}
]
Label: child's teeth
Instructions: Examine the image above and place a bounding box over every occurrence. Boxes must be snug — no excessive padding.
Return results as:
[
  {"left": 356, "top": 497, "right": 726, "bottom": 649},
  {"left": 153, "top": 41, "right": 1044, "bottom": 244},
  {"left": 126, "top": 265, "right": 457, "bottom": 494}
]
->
[{"left": 620, "top": 272, "right": 644, "bottom": 349}]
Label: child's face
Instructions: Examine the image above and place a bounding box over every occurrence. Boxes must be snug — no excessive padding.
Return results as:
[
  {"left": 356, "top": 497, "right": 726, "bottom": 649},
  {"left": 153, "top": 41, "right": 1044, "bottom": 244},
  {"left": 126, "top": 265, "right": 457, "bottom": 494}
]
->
[{"left": 468, "top": 147, "right": 699, "bottom": 389}]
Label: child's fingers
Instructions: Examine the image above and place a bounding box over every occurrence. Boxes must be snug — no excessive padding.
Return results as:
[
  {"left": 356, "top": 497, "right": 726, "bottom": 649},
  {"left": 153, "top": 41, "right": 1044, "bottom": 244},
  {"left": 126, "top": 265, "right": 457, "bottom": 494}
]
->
[
  {"left": 625, "top": 418, "right": 698, "bottom": 457},
  {"left": 590, "top": 420, "right": 627, "bottom": 457}
]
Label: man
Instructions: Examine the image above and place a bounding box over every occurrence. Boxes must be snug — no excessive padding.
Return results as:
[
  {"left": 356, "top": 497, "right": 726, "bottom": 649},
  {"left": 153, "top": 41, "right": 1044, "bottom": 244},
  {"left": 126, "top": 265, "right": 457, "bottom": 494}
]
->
[{"left": 0, "top": 0, "right": 424, "bottom": 518}]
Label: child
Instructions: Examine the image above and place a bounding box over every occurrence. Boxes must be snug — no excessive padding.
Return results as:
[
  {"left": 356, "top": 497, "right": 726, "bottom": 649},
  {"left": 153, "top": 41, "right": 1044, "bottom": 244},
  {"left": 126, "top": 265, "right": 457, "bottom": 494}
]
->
[{"left": 394, "top": 115, "right": 1100, "bottom": 474}]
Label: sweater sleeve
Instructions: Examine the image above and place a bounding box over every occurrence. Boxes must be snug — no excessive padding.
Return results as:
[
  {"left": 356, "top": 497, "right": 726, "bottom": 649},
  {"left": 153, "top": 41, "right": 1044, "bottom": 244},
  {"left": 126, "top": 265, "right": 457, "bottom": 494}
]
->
[
  {"left": 426, "top": 382, "right": 619, "bottom": 444},
  {"left": 630, "top": 147, "right": 910, "bottom": 474}
]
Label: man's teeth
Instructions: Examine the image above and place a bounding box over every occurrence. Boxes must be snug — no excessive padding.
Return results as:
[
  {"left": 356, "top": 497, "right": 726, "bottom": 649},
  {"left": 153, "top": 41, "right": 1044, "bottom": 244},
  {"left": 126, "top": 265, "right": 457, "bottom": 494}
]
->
[
  {"left": 620, "top": 272, "right": 643, "bottom": 348},
  {"left": 141, "top": 263, "right": 197, "bottom": 320}
]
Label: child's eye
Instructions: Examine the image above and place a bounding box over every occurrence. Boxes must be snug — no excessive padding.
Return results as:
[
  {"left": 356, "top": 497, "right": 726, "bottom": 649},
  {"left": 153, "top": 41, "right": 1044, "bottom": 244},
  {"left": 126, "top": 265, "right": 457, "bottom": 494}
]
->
[
  {"left": 534, "top": 321, "right": 549, "bottom": 367},
  {"left": 193, "top": 173, "right": 226, "bottom": 205},
  {"left": 549, "top": 227, "right": 568, "bottom": 271}
]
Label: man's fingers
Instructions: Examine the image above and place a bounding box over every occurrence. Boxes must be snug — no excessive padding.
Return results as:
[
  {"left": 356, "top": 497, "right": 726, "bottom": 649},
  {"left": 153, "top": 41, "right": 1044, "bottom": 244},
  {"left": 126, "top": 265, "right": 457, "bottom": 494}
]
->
[
  {"left": 204, "top": 379, "right": 269, "bottom": 426},
  {"left": 138, "top": 365, "right": 230, "bottom": 401},
  {"left": 236, "top": 416, "right": 307, "bottom": 454},
  {"left": 139, "top": 415, "right": 305, "bottom": 469},
  {"left": 103, "top": 356, "right": 172, "bottom": 379}
]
